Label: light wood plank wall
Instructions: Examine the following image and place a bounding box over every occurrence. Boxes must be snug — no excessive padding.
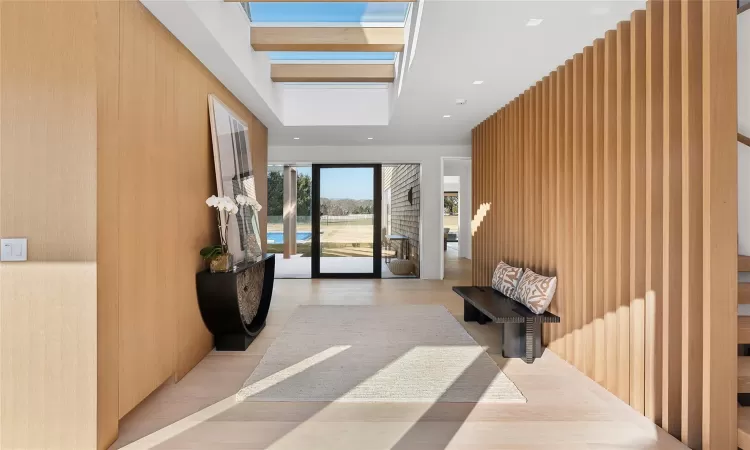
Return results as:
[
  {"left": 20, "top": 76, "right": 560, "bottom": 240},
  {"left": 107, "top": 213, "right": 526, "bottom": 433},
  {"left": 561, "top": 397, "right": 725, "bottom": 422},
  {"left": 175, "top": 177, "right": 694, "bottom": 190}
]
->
[
  {"left": 1, "top": 2, "right": 268, "bottom": 448},
  {"left": 0, "top": 2, "right": 99, "bottom": 449},
  {"left": 471, "top": 1, "right": 737, "bottom": 447},
  {"left": 100, "top": 0, "right": 269, "bottom": 435}
]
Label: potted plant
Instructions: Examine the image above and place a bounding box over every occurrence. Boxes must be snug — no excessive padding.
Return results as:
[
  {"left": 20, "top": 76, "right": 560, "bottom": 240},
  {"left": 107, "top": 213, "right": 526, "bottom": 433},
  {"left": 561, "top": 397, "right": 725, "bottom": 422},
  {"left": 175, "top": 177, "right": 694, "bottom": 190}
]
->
[{"left": 202, "top": 195, "right": 239, "bottom": 273}]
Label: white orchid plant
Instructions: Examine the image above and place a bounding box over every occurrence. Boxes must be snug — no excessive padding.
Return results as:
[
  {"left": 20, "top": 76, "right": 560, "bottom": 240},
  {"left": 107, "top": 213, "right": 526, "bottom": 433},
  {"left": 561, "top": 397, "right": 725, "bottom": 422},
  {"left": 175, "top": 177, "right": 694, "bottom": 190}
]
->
[
  {"left": 201, "top": 195, "right": 239, "bottom": 261},
  {"left": 235, "top": 194, "right": 262, "bottom": 212}
]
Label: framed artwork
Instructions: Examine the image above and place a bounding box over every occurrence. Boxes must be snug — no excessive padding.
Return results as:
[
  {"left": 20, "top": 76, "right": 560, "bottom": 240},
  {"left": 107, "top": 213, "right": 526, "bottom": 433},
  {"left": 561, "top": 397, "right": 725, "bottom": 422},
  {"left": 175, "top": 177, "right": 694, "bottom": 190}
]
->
[{"left": 208, "top": 94, "right": 263, "bottom": 263}]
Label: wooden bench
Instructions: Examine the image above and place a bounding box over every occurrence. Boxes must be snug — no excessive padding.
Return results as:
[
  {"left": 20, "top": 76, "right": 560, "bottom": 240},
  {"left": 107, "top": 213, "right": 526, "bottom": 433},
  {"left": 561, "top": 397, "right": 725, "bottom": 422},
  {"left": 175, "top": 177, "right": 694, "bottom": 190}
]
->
[{"left": 452, "top": 286, "right": 560, "bottom": 364}]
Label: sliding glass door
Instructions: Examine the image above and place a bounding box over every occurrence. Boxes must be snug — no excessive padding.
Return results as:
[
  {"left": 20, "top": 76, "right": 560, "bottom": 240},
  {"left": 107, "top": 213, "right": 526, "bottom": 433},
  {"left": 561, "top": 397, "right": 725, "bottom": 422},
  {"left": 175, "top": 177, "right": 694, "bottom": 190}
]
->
[{"left": 312, "top": 164, "right": 382, "bottom": 278}]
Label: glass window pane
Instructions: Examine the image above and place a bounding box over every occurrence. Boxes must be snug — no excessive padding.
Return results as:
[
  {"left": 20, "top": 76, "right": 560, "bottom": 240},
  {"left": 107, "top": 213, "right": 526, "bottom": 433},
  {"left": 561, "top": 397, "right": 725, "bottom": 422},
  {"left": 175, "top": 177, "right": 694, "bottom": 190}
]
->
[{"left": 319, "top": 167, "right": 374, "bottom": 274}]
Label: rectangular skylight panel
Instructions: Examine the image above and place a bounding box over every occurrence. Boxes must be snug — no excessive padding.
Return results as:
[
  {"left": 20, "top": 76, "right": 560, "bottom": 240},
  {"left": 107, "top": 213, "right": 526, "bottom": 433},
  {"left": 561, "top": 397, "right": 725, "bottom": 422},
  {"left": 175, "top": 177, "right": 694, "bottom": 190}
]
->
[
  {"left": 268, "top": 52, "right": 396, "bottom": 62},
  {"left": 249, "top": 2, "right": 410, "bottom": 24}
]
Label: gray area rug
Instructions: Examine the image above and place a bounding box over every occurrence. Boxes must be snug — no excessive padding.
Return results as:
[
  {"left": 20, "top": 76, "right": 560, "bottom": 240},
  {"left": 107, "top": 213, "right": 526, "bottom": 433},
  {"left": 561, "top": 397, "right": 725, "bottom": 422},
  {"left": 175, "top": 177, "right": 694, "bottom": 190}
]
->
[{"left": 237, "top": 305, "right": 526, "bottom": 403}]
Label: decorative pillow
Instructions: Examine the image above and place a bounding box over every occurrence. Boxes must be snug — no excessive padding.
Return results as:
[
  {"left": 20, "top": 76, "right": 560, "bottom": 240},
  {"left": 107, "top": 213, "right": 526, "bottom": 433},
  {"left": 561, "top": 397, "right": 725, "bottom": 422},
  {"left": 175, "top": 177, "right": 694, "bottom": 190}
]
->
[
  {"left": 491, "top": 261, "right": 524, "bottom": 298},
  {"left": 513, "top": 269, "right": 557, "bottom": 314}
]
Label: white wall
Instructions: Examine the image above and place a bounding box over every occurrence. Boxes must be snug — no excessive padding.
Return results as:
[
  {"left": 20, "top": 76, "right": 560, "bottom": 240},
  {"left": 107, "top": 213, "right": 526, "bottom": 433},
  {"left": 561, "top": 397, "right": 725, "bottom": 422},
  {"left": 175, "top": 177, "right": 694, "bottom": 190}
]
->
[
  {"left": 443, "top": 176, "right": 460, "bottom": 192},
  {"left": 738, "top": 12, "right": 749, "bottom": 258},
  {"left": 283, "top": 86, "right": 390, "bottom": 126},
  {"left": 269, "top": 145, "right": 471, "bottom": 279},
  {"left": 737, "top": 12, "right": 750, "bottom": 314},
  {"left": 444, "top": 159, "right": 472, "bottom": 259}
]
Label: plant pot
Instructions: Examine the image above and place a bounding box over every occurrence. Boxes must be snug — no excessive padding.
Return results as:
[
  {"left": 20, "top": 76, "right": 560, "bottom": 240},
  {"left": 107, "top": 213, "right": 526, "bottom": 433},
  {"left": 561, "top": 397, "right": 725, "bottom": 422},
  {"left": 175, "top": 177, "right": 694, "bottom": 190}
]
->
[{"left": 210, "top": 253, "right": 234, "bottom": 273}]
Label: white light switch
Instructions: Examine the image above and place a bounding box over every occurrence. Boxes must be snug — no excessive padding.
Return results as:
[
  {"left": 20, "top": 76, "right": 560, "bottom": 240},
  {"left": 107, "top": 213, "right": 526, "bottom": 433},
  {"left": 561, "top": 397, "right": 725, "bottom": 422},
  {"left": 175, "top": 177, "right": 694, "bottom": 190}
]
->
[{"left": 1, "top": 238, "right": 27, "bottom": 262}]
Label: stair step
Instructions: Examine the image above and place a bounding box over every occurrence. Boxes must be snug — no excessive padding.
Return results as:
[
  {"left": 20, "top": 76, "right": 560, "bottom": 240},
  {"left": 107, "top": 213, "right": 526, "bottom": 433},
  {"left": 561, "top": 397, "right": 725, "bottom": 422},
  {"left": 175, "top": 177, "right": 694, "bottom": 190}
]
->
[
  {"left": 739, "top": 317, "right": 750, "bottom": 344},
  {"left": 740, "top": 407, "right": 750, "bottom": 449},
  {"left": 741, "top": 283, "right": 750, "bottom": 304},
  {"left": 740, "top": 357, "right": 750, "bottom": 393},
  {"left": 740, "top": 255, "right": 750, "bottom": 272}
]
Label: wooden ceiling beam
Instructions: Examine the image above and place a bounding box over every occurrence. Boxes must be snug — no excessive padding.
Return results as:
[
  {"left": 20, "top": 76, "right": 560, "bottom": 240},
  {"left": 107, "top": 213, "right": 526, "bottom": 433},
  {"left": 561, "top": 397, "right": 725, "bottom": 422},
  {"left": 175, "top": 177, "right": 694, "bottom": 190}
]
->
[
  {"left": 251, "top": 27, "right": 404, "bottom": 52},
  {"left": 271, "top": 64, "right": 394, "bottom": 83}
]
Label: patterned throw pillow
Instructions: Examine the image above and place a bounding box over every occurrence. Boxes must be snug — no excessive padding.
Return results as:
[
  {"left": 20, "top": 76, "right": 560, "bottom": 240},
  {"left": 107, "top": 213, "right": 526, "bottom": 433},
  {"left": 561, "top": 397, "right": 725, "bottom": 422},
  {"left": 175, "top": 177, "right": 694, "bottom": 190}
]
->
[
  {"left": 491, "top": 261, "right": 524, "bottom": 298},
  {"left": 514, "top": 269, "right": 557, "bottom": 314}
]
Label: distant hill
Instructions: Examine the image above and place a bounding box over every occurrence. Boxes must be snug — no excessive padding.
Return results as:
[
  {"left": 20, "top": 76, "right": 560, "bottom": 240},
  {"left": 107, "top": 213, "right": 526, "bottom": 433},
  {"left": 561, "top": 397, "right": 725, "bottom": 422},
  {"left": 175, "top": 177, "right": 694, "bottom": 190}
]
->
[{"left": 321, "top": 198, "right": 373, "bottom": 216}]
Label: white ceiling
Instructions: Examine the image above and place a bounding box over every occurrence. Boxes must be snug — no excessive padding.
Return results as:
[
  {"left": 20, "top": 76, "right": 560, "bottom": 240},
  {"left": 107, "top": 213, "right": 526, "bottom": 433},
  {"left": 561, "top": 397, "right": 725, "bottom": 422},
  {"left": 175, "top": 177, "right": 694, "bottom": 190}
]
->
[{"left": 269, "top": 0, "right": 644, "bottom": 147}]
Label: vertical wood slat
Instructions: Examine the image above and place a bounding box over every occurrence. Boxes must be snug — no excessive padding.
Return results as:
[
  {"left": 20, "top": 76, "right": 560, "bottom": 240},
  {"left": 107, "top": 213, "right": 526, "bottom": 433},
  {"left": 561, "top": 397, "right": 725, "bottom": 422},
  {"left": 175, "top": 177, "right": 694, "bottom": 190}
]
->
[
  {"left": 554, "top": 66, "right": 565, "bottom": 356},
  {"left": 572, "top": 52, "right": 584, "bottom": 373},
  {"left": 542, "top": 77, "right": 549, "bottom": 275},
  {"left": 530, "top": 86, "right": 537, "bottom": 273},
  {"left": 592, "top": 38, "right": 606, "bottom": 387},
  {"left": 482, "top": 113, "right": 497, "bottom": 286},
  {"left": 534, "top": 83, "right": 541, "bottom": 273},
  {"left": 502, "top": 105, "right": 508, "bottom": 262},
  {"left": 662, "top": 0, "right": 682, "bottom": 437},
  {"left": 582, "top": 46, "right": 595, "bottom": 380},
  {"left": 701, "top": 0, "right": 737, "bottom": 447},
  {"left": 541, "top": 77, "right": 550, "bottom": 347},
  {"left": 506, "top": 99, "right": 517, "bottom": 264},
  {"left": 548, "top": 71, "right": 558, "bottom": 352},
  {"left": 493, "top": 110, "right": 498, "bottom": 274},
  {"left": 680, "top": 0, "right": 702, "bottom": 446},
  {"left": 603, "top": 30, "right": 619, "bottom": 396},
  {"left": 564, "top": 59, "right": 574, "bottom": 364},
  {"left": 630, "top": 9, "right": 647, "bottom": 416},
  {"left": 471, "top": 126, "right": 480, "bottom": 285},
  {"left": 644, "top": 0, "right": 664, "bottom": 425},
  {"left": 615, "top": 20, "right": 631, "bottom": 404}
]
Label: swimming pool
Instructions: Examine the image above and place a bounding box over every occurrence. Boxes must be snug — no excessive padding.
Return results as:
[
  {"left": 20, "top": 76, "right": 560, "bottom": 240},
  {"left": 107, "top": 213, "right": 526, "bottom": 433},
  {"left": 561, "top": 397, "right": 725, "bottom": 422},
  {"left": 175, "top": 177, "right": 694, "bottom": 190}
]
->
[{"left": 267, "top": 232, "right": 312, "bottom": 244}]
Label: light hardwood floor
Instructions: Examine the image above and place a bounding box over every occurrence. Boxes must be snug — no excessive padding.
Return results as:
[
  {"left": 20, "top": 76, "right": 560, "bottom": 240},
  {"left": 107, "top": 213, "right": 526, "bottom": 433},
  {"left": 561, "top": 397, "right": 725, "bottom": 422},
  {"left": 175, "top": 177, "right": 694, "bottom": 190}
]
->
[{"left": 113, "top": 246, "right": 687, "bottom": 449}]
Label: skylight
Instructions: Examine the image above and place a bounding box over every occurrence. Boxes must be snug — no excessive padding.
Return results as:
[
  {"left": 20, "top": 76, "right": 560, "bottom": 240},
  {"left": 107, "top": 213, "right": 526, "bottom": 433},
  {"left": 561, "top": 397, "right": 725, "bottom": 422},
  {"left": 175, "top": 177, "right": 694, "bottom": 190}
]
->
[
  {"left": 268, "top": 51, "right": 396, "bottom": 62},
  {"left": 249, "top": 2, "right": 410, "bottom": 24}
]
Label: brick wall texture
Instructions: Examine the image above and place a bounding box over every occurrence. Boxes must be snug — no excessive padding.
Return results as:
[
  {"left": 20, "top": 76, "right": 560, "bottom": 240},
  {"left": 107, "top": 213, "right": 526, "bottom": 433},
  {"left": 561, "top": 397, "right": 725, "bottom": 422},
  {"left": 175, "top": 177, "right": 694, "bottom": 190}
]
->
[{"left": 383, "top": 164, "right": 420, "bottom": 277}]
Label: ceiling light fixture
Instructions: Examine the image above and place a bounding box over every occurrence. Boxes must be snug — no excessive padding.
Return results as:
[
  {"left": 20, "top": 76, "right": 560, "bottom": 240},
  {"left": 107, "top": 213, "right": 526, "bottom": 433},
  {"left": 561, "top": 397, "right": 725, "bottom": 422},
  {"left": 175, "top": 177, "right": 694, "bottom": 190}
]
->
[
  {"left": 473, "top": 80, "right": 484, "bottom": 85},
  {"left": 443, "top": 115, "right": 452, "bottom": 118},
  {"left": 293, "top": 137, "right": 300, "bottom": 140},
  {"left": 455, "top": 99, "right": 466, "bottom": 105},
  {"left": 526, "top": 18, "right": 544, "bottom": 27},
  {"left": 367, "top": 137, "right": 374, "bottom": 140}
]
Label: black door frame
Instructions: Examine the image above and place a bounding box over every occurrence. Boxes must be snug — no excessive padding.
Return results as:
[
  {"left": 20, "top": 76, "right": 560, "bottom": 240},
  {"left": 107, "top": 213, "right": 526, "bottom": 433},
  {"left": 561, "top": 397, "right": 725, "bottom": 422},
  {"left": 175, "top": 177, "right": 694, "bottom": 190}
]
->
[{"left": 312, "top": 164, "right": 382, "bottom": 278}]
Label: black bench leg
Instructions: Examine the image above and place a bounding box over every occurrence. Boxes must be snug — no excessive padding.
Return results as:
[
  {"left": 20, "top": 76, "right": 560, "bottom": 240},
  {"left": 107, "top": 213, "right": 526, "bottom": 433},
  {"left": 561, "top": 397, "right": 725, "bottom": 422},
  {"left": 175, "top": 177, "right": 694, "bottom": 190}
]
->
[
  {"left": 464, "top": 300, "right": 491, "bottom": 324},
  {"left": 464, "top": 300, "right": 480, "bottom": 322},
  {"left": 524, "top": 321, "right": 539, "bottom": 364},
  {"left": 502, "top": 319, "right": 543, "bottom": 363}
]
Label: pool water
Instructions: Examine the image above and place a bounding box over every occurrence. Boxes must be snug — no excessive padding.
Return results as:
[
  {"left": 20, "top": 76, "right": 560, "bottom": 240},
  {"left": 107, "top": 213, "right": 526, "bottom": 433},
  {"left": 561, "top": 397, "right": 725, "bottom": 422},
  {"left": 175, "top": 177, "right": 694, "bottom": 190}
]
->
[{"left": 267, "top": 232, "right": 312, "bottom": 244}]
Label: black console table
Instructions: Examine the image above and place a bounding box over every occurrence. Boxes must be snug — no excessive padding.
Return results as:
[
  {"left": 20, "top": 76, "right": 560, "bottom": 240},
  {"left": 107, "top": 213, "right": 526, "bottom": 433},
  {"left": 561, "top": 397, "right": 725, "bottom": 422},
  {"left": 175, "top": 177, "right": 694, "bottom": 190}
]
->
[{"left": 196, "top": 254, "right": 275, "bottom": 351}]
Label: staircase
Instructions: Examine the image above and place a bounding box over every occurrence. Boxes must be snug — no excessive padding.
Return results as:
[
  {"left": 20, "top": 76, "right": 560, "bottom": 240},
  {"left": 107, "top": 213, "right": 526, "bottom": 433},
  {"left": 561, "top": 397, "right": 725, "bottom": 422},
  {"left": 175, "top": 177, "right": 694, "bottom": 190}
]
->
[
  {"left": 741, "top": 254, "right": 750, "bottom": 446},
  {"left": 740, "top": 1, "right": 749, "bottom": 445}
]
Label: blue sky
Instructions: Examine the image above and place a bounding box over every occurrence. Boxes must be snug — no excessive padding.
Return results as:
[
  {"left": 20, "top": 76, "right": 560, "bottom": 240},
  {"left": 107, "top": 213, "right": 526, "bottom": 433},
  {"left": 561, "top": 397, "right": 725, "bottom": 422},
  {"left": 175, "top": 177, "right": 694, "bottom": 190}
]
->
[
  {"left": 250, "top": 2, "right": 409, "bottom": 23},
  {"left": 296, "top": 167, "right": 374, "bottom": 200}
]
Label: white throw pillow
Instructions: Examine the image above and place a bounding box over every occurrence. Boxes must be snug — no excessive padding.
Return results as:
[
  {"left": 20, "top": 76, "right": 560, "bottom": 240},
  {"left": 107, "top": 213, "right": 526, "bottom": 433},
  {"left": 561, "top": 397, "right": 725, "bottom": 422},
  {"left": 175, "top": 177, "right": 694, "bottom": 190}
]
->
[
  {"left": 491, "top": 261, "right": 524, "bottom": 299},
  {"left": 514, "top": 269, "right": 557, "bottom": 314}
]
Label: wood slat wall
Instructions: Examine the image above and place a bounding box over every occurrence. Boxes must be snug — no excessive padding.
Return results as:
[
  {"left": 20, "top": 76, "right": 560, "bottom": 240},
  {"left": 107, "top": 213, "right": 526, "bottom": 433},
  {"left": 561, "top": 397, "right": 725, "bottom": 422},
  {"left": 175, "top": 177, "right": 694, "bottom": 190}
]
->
[{"left": 470, "top": 1, "right": 737, "bottom": 447}]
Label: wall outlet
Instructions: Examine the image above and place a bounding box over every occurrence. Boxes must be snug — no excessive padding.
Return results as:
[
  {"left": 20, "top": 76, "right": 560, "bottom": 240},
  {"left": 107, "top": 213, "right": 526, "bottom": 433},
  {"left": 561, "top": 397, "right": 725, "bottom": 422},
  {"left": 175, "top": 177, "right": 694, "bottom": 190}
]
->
[{"left": 1, "top": 238, "right": 27, "bottom": 262}]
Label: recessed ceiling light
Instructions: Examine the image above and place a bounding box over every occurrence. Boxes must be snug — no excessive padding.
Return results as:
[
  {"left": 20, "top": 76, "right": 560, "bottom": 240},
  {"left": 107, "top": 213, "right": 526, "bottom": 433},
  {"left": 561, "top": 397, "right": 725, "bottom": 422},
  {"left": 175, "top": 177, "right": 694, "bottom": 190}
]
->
[
  {"left": 473, "top": 80, "right": 484, "bottom": 85},
  {"left": 293, "top": 137, "right": 300, "bottom": 140},
  {"left": 367, "top": 137, "right": 374, "bottom": 140},
  {"left": 443, "top": 115, "right": 452, "bottom": 118},
  {"left": 526, "top": 18, "right": 544, "bottom": 27}
]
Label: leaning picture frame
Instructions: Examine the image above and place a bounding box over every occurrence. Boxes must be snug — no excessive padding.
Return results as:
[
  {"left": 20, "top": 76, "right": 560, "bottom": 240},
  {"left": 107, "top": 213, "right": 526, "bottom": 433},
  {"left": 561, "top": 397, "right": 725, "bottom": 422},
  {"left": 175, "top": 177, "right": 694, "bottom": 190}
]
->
[{"left": 208, "top": 94, "right": 263, "bottom": 264}]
